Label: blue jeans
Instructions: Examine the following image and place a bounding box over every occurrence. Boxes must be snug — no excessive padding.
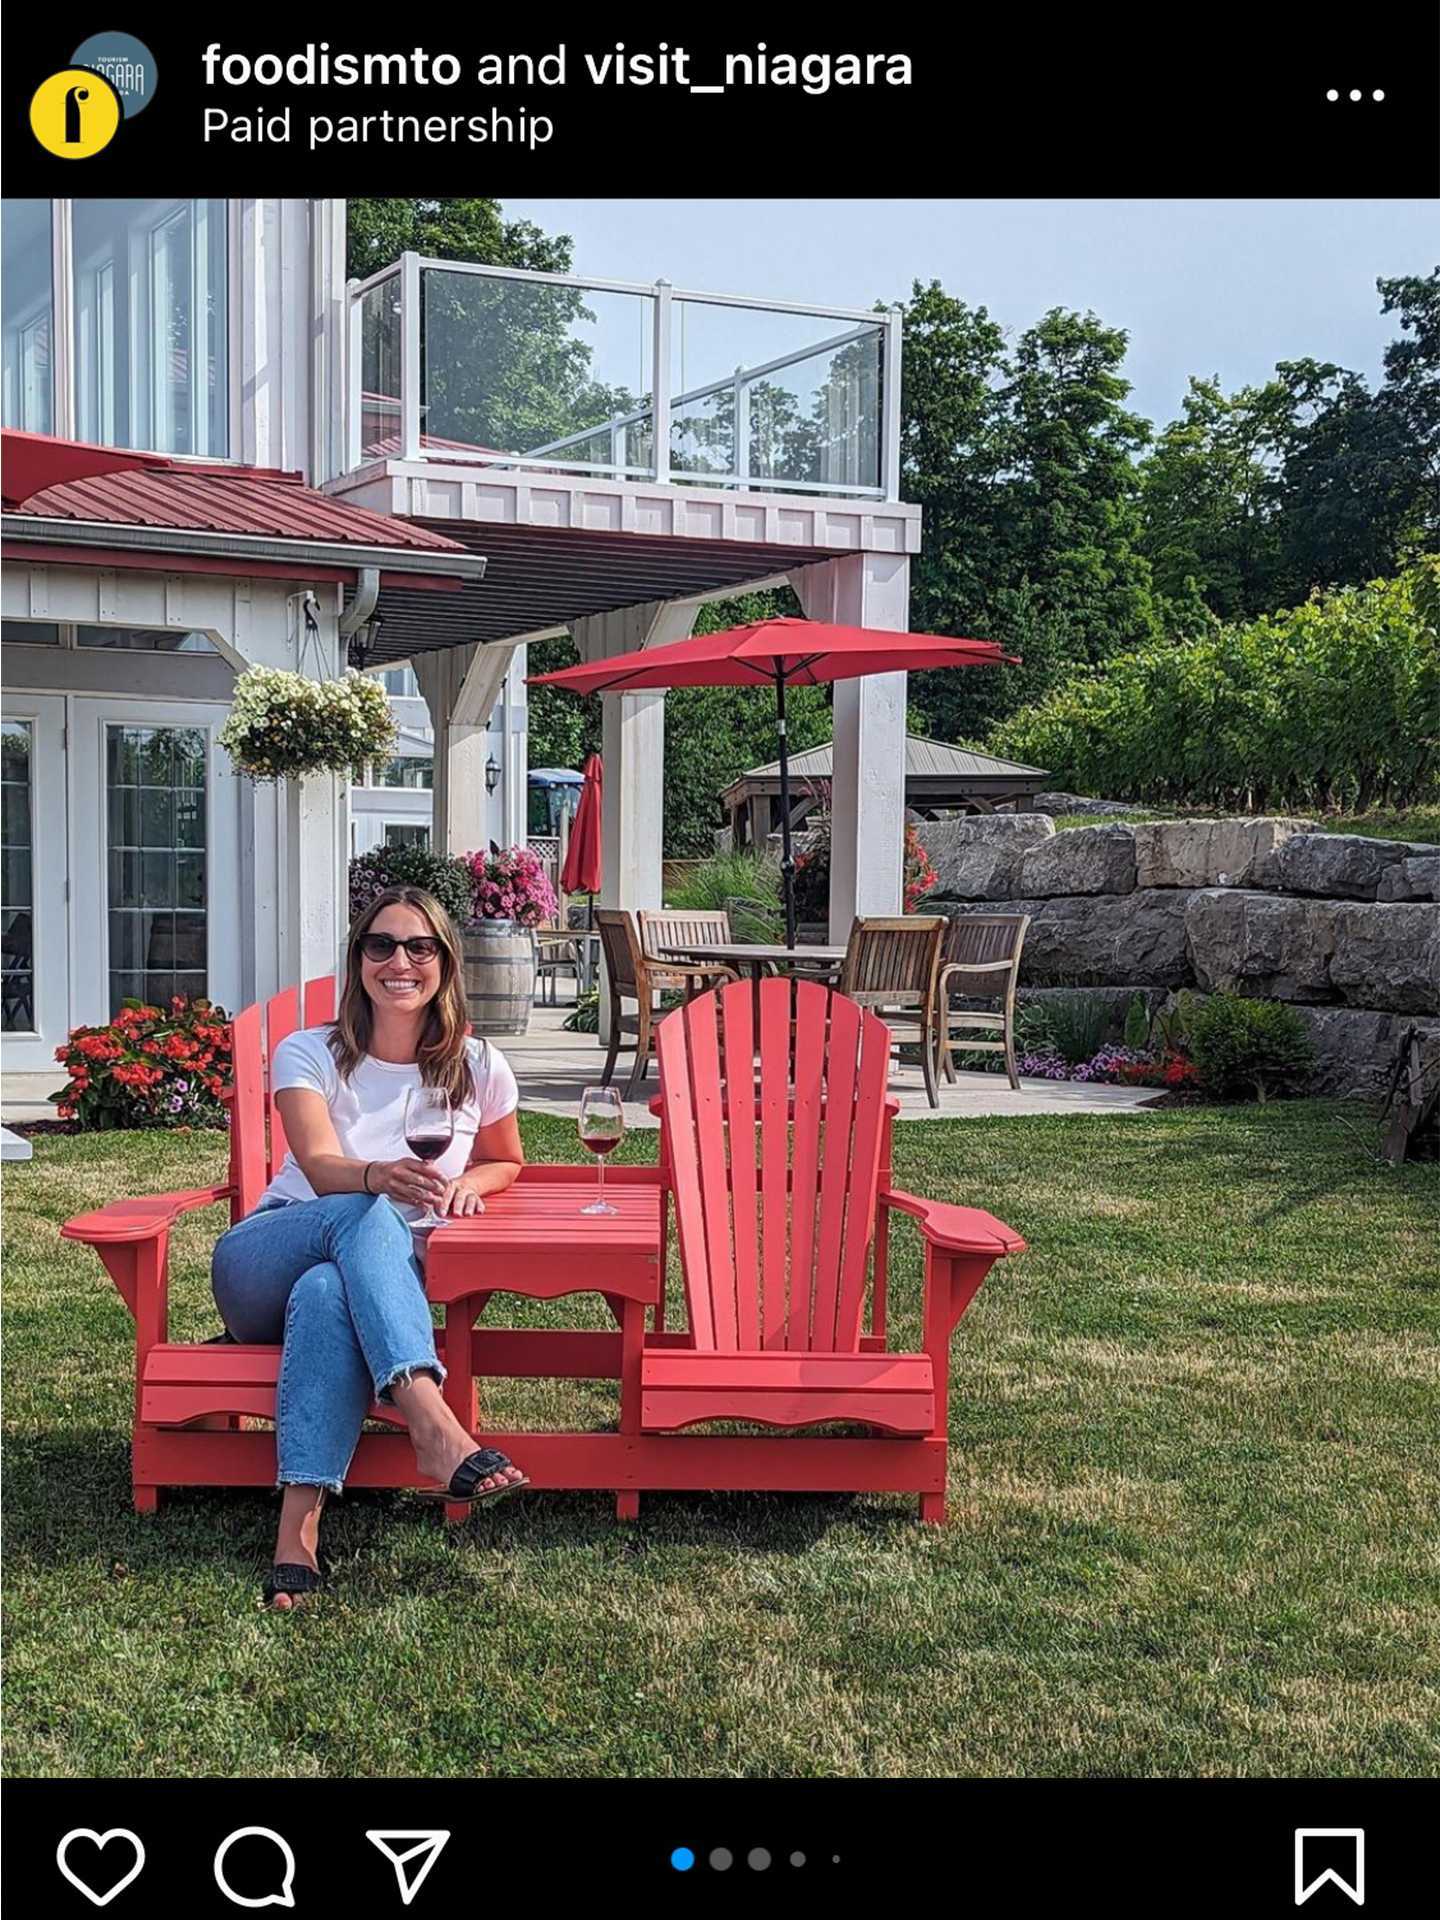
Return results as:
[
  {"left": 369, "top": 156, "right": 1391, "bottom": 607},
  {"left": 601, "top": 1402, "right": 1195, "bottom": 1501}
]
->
[{"left": 211, "top": 1191, "right": 445, "bottom": 1493}]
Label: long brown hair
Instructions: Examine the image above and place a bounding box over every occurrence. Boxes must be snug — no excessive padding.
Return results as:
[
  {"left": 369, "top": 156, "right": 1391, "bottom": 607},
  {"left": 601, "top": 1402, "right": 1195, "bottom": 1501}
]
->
[{"left": 329, "top": 886, "right": 477, "bottom": 1105}]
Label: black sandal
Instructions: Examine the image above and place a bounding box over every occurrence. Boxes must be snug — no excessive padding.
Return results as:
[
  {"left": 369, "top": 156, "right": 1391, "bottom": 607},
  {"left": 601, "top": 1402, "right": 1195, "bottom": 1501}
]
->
[
  {"left": 420, "top": 1447, "right": 530, "bottom": 1506},
  {"left": 261, "top": 1562, "right": 324, "bottom": 1608}
]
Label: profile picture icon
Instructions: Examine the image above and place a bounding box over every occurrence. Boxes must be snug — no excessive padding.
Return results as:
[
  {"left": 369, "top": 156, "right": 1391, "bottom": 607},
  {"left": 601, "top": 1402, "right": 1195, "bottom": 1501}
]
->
[{"left": 30, "top": 66, "right": 122, "bottom": 158}]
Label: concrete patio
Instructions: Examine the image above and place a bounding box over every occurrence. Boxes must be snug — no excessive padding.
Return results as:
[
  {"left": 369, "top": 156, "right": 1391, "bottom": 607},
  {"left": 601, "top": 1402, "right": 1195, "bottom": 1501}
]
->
[
  {"left": 493, "top": 1004, "right": 1161, "bottom": 1129},
  {"left": 2, "top": 1001, "right": 1162, "bottom": 1133}
]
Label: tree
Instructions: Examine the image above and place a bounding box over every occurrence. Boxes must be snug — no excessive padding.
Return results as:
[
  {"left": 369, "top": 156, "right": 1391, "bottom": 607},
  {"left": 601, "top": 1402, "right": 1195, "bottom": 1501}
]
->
[
  {"left": 1138, "top": 274, "right": 1440, "bottom": 622},
  {"left": 1139, "top": 375, "right": 1293, "bottom": 619},
  {"left": 899, "top": 285, "right": 1160, "bottom": 740},
  {"left": 1376, "top": 268, "right": 1440, "bottom": 546}
]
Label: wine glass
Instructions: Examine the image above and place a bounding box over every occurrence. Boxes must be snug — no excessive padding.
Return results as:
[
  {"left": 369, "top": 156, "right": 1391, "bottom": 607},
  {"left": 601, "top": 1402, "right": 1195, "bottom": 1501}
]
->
[
  {"left": 403, "top": 1086, "right": 454, "bottom": 1229},
  {"left": 578, "top": 1084, "right": 623, "bottom": 1215}
]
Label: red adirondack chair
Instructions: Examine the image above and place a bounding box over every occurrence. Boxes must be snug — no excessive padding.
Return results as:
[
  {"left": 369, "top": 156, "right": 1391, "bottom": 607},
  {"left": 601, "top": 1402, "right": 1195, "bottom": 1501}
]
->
[
  {"left": 643, "top": 976, "right": 1025, "bottom": 1523},
  {"left": 54, "top": 976, "right": 439, "bottom": 1512}
]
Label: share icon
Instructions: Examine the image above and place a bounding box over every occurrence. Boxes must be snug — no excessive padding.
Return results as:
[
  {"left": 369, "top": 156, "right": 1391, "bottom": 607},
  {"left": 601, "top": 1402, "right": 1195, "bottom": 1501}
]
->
[{"left": 365, "top": 1831, "right": 451, "bottom": 1907}]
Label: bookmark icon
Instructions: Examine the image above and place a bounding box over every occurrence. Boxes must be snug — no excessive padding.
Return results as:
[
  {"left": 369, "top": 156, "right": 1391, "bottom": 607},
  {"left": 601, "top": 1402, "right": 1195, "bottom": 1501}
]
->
[
  {"left": 365, "top": 1831, "right": 450, "bottom": 1907},
  {"left": 1294, "top": 1829, "right": 1365, "bottom": 1907}
]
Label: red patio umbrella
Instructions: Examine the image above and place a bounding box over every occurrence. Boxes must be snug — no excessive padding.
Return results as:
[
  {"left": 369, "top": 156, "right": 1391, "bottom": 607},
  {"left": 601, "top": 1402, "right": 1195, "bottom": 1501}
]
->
[
  {"left": 531, "top": 617, "right": 1016, "bottom": 946},
  {"left": 1, "top": 429, "right": 170, "bottom": 508},
  {"left": 561, "top": 753, "right": 603, "bottom": 925}
]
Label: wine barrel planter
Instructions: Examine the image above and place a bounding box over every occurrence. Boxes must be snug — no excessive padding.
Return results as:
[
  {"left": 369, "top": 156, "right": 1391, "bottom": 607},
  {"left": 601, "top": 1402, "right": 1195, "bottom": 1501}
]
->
[{"left": 462, "top": 921, "right": 535, "bottom": 1035}]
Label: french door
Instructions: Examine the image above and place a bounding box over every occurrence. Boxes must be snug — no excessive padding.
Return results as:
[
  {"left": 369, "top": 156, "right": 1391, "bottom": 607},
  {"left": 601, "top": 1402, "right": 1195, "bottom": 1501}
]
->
[
  {"left": 68, "top": 698, "right": 241, "bottom": 1031},
  {"left": 1, "top": 695, "right": 68, "bottom": 1071}
]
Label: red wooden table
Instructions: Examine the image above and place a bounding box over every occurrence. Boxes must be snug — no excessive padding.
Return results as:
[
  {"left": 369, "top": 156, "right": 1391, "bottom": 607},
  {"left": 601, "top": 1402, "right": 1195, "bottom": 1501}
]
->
[{"left": 422, "top": 1167, "right": 665, "bottom": 1522}]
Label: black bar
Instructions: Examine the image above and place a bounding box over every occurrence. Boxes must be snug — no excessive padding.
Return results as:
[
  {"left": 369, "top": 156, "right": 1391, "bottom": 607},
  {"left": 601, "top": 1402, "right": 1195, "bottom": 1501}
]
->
[{"left": 6, "top": 1778, "right": 1434, "bottom": 1911}]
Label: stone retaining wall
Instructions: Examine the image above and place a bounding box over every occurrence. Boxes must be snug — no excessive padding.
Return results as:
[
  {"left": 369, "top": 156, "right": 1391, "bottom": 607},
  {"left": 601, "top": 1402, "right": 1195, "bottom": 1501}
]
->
[{"left": 920, "top": 814, "right": 1440, "bottom": 1094}]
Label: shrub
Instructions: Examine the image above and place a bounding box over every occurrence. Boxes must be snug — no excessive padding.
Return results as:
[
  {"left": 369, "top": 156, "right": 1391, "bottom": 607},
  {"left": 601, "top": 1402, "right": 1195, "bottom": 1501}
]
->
[
  {"left": 348, "top": 844, "right": 476, "bottom": 928},
  {"left": 1188, "top": 994, "right": 1316, "bottom": 1102},
  {"left": 668, "top": 851, "right": 783, "bottom": 942},
  {"left": 1123, "top": 992, "right": 1151, "bottom": 1050},
  {"left": 467, "top": 844, "right": 557, "bottom": 928},
  {"left": 219, "top": 666, "right": 397, "bottom": 781},
  {"left": 50, "top": 996, "right": 233, "bottom": 1131},
  {"left": 904, "top": 821, "right": 938, "bottom": 910},
  {"left": 562, "top": 990, "right": 600, "bottom": 1034},
  {"left": 989, "top": 568, "right": 1440, "bottom": 814},
  {"left": 1029, "top": 991, "right": 1117, "bottom": 1066}
]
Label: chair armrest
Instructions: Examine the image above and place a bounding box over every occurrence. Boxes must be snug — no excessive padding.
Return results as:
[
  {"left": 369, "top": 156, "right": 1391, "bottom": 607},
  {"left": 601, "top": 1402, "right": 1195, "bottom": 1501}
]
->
[
  {"left": 879, "top": 1188, "right": 1026, "bottom": 1256},
  {"left": 939, "top": 960, "right": 1014, "bottom": 991},
  {"left": 61, "top": 1185, "right": 234, "bottom": 1246}
]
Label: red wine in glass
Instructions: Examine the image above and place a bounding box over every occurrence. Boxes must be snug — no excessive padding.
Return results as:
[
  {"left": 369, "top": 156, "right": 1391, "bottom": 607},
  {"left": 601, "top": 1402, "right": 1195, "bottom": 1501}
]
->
[
  {"left": 578, "top": 1085, "right": 623, "bottom": 1214},
  {"left": 403, "top": 1086, "right": 453, "bottom": 1226},
  {"left": 406, "top": 1135, "right": 449, "bottom": 1163}
]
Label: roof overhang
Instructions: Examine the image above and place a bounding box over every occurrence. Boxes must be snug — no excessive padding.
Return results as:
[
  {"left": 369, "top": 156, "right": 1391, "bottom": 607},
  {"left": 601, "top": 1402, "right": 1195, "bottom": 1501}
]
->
[
  {"left": 363, "top": 518, "right": 830, "bottom": 662},
  {"left": 2, "top": 514, "right": 486, "bottom": 592}
]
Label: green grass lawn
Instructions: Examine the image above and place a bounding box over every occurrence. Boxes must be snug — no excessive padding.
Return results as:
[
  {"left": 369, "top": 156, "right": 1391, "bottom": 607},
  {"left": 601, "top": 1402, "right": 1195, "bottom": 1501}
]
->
[{"left": 4, "top": 1105, "right": 1437, "bottom": 1778}]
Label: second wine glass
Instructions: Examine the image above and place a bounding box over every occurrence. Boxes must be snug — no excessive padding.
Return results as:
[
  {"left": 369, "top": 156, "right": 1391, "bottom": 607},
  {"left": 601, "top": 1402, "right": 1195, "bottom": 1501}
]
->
[{"left": 578, "top": 1084, "right": 623, "bottom": 1215}]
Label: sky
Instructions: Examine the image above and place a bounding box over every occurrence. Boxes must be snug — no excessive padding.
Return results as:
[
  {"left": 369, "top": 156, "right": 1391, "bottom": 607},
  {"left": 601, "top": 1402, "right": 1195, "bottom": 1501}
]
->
[{"left": 502, "top": 198, "right": 1439, "bottom": 432}]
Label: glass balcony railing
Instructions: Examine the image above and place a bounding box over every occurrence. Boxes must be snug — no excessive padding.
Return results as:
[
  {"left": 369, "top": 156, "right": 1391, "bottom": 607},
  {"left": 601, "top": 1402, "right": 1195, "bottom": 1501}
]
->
[{"left": 347, "top": 255, "right": 900, "bottom": 499}]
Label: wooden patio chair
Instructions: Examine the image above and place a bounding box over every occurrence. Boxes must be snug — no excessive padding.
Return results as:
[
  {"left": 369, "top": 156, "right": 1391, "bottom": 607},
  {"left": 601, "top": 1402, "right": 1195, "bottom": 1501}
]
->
[
  {"left": 936, "top": 912, "right": 1032, "bottom": 1092},
  {"left": 837, "top": 914, "right": 948, "bottom": 1108},
  {"left": 595, "top": 908, "right": 735, "bottom": 1102},
  {"left": 640, "top": 976, "right": 1025, "bottom": 1522},
  {"left": 533, "top": 922, "right": 582, "bottom": 1005},
  {"left": 638, "top": 909, "right": 749, "bottom": 988}
]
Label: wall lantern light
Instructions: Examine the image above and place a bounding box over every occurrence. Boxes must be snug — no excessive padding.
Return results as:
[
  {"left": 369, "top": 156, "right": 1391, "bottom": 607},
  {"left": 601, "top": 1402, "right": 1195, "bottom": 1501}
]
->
[{"left": 484, "top": 755, "right": 501, "bottom": 793}]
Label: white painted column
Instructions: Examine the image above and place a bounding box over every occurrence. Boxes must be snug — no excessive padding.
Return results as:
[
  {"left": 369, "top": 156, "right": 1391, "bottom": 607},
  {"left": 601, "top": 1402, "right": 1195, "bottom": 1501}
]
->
[
  {"left": 571, "top": 599, "right": 699, "bottom": 1031},
  {"left": 502, "top": 644, "right": 529, "bottom": 849},
  {"left": 791, "top": 553, "right": 911, "bottom": 940},
  {"left": 284, "top": 773, "right": 346, "bottom": 989},
  {"left": 227, "top": 579, "right": 348, "bottom": 997},
  {"left": 414, "top": 641, "right": 516, "bottom": 856}
]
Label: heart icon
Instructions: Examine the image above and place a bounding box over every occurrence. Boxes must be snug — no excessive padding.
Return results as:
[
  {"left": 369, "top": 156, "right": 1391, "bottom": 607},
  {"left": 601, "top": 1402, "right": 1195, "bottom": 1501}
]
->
[{"left": 56, "top": 1829, "right": 146, "bottom": 1907}]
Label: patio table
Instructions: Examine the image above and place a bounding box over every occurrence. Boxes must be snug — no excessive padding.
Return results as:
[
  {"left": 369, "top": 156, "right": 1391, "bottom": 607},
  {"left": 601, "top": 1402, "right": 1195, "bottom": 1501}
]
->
[
  {"left": 656, "top": 940, "right": 846, "bottom": 986},
  {"left": 422, "top": 1169, "right": 664, "bottom": 1520}
]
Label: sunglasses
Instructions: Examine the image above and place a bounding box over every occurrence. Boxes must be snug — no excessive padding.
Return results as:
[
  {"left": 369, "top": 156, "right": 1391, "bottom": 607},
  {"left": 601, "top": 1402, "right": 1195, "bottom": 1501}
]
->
[{"left": 358, "top": 933, "right": 442, "bottom": 964}]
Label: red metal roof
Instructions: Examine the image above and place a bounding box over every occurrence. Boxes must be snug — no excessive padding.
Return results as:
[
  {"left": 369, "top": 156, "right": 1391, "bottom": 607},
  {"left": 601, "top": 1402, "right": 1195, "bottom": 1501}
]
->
[{"left": 11, "top": 463, "right": 465, "bottom": 554}]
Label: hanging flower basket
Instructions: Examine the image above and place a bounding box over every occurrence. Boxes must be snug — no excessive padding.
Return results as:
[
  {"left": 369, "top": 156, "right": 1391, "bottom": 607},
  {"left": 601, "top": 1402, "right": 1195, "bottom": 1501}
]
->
[{"left": 218, "top": 666, "right": 397, "bottom": 782}]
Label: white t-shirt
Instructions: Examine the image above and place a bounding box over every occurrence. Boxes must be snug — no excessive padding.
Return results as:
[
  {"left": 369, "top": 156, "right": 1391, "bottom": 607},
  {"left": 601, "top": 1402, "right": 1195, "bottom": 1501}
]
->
[{"left": 262, "top": 1027, "right": 519, "bottom": 1238}]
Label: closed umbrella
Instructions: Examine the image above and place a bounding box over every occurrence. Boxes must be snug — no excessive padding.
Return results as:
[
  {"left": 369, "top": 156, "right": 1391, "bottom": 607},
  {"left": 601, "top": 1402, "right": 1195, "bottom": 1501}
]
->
[
  {"left": 531, "top": 618, "right": 1014, "bottom": 946},
  {"left": 561, "top": 753, "right": 603, "bottom": 926}
]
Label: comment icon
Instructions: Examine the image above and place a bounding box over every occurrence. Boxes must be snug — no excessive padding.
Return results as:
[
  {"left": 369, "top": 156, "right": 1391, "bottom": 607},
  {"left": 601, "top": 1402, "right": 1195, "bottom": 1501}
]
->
[{"left": 213, "top": 1827, "right": 297, "bottom": 1909}]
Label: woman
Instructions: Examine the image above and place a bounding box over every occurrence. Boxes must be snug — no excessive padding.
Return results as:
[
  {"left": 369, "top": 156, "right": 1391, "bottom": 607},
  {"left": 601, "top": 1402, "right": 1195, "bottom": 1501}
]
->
[{"left": 211, "top": 886, "right": 527, "bottom": 1610}]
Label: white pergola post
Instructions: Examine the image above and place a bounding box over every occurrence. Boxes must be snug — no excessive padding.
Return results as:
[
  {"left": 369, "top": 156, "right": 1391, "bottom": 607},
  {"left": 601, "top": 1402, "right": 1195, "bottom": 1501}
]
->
[
  {"left": 414, "top": 641, "right": 517, "bottom": 856},
  {"left": 571, "top": 598, "right": 700, "bottom": 1034},
  {"left": 227, "top": 576, "right": 348, "bottom": 997},
  {"left": 791, "top": 553, "right": 911, "bottom": 940}
]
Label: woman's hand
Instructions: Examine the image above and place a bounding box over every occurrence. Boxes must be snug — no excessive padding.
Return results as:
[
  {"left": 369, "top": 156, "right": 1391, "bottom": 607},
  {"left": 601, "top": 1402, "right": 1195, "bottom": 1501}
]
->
[
  {"left": 438, "top": 1179, "right": 486, "bottom": 1217},
  {"left": 370, "top": 1159, "right": 451, "bottom": 1209}
]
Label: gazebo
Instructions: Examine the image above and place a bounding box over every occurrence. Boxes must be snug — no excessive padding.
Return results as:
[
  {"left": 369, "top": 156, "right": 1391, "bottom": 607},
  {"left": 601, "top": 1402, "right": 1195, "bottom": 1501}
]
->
[{"left": 721, "top": 735, "right": 1049, "bottom": 850}]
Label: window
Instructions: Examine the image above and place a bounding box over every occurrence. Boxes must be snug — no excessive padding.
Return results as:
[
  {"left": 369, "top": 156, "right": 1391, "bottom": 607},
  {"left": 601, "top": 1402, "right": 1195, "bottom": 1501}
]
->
[
  {"left": 372, "top": 755, "right": 433, "bottom": 790},
  {"left": 77, "top": 626, "right": 217, "bottom": 654},
  {"left": 1, "top": 721, "right": 34, "bottom": 1032},
  {"left": 71, "top": 199, "right": 229, "bottom": 456},
  {"left": 384, "top": 823, "right": 430, "bottom": 850},
  {"left": 3, "top": 200, "right": 230, "bottom": 453},
  {"left": 379, "top": 665, "right": 419, "bottom": 697},
  {"left": 1, "top": 201, "right": 53, "bottom": 434},
  {"left": 106, "top": 725, "right": 208, "bottom": 1012},
  {"left": 2, "top": 621, "right": 61, "bottom": 646}
]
